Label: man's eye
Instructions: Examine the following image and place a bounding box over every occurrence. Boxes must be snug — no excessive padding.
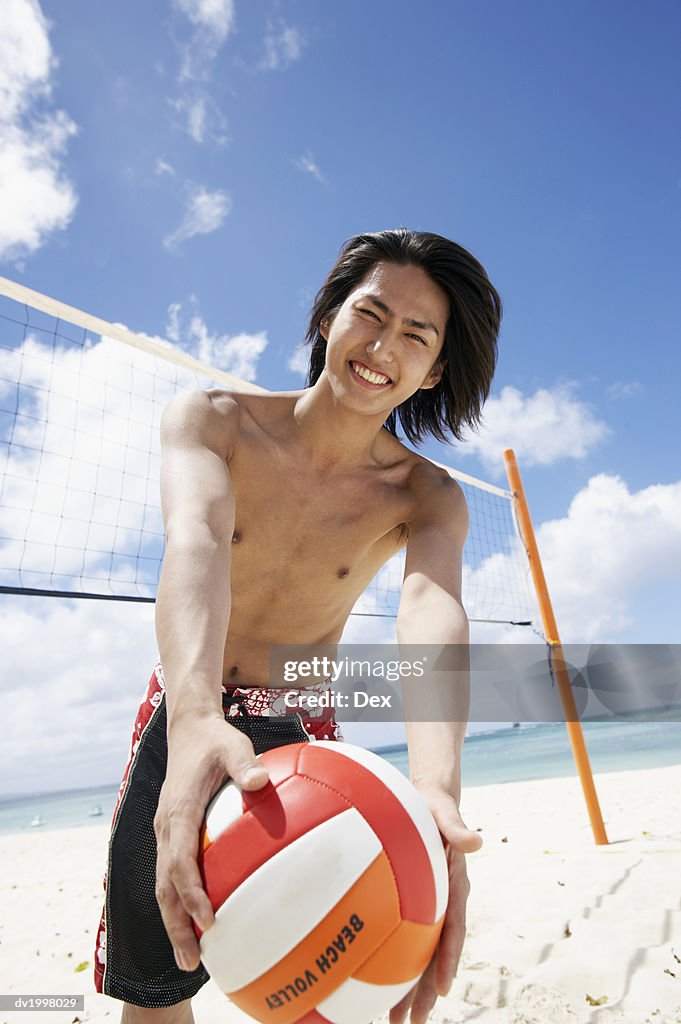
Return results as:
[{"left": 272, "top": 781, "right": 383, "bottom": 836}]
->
[{"left": 359, "top": 309, "right": 426, "bottom": 345}]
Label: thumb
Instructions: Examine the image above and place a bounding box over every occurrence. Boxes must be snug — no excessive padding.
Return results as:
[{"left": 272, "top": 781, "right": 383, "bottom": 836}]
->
[
  {"left": 425, "top": 793, "right": 484, "bottom": 853},
  {"left": 448, "top": 824, "right": 483, "bottom": 854},
  {"left": 226, "top": 738, "right": 270, "bottom": 791},
  {"left": 434, "top": 808, "right": 483, "bottom": 853}
]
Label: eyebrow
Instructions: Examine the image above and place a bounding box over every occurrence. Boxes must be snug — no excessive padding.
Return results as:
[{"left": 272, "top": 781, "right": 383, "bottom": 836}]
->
[{"left": 356, "top": 293, "right": 440, "bottom": 338}]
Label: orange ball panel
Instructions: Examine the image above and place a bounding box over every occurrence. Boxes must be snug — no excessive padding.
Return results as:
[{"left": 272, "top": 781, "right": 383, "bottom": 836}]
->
[
  {"left": 353, "top": 917, "right": 445, "bottom": 985},
  {"left": 230, "top": 851, "right": 401, "bottom": 1024}
]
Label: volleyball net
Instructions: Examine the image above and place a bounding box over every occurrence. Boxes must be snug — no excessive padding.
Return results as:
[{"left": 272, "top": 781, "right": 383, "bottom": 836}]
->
[
  {"left": 4, "top": 276, "right": 624, "bottom": 844},
  {"left": 0, "top": 276, "right": 540, "bottom": 636}
]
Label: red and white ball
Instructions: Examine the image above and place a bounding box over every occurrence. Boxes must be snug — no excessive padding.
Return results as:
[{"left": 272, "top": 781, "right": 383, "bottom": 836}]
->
[{"left": 197, "top": 741, "right": 448, "bottom": 1024}]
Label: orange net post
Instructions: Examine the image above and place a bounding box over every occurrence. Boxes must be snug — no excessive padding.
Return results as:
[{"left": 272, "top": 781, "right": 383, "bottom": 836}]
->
[{"left": 503, "top": 449, "right": 609, "bottom": 846}]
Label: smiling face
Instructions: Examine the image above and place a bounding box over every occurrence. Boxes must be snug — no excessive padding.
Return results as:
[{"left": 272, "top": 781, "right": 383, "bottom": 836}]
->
[{"left": 320, "top": 261, "right": 450, "bottom": 415}]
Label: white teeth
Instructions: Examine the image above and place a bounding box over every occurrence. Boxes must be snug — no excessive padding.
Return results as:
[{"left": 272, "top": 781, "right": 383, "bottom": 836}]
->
[{"left": 351, "top": 361, "right": 390, "bottom": 385}]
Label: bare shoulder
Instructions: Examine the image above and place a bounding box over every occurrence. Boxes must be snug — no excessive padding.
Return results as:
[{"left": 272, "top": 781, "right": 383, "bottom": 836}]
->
[
  {"left": 405, "top": 455, "right": 469, "bottom": 537},
  {"left": 160, "top": 388, "right": 243, "bottom": 459}
]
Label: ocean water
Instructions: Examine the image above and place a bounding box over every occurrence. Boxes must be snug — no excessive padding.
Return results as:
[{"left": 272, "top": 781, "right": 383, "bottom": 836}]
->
[
  {"left": 380, "top": 719, "right": 681, "bottom": 784},
  {"left": 0, "top": 783, "right": 119, "bottom": 836},
  {"left": 0, "top": 720, "right": 678, "bottom": 836}
]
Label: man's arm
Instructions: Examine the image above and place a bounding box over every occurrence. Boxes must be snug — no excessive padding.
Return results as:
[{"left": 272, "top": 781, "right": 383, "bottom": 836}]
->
[
  {"left": 153, "top": 390, "right": 269, "bottom": 974},
  {"left": 156, "top": 389, "right": 237, "bottom": 726},
  {"left": 391, "top": 466, "right": 482, "bottom": 1024},
  {"left": 397, "top": 466, "right": 470, "bottom": 799}
]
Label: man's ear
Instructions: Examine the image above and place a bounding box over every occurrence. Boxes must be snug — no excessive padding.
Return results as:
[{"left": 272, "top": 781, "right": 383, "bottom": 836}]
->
[
  {"left": 420, "top": 358, "right": 446, "bottom": 391},
  {"left": 320, "top": 304, "right": 343, "bottom": 341}
]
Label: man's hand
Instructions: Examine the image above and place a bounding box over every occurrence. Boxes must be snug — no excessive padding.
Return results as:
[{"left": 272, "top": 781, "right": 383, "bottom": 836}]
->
[
  {"left": 153, "top": 713, "right": 270, "bottom": 973},
  {"left": 389, "top": 788, "right": 482, "bottom": 1024}
]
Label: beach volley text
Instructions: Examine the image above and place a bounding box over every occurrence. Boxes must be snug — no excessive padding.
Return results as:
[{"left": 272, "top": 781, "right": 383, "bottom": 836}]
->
[{"left": 264, "top": 914, "right": 365, "bottom": 1011}]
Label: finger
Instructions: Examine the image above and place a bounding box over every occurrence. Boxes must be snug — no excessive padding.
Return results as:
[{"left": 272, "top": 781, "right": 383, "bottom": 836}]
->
[
  {"left": 155, "top": 874, "right": 203, "bottom": 971},
  {"left": 389, "top": 984, "right": 416, "bottom": 1024},
  {"left": 434, "top": 900, "right": 466, "bottom": 996},
  {"left": 166, "top": 828, "right": 215, "bottom": 930},
  {"left": 156, "top": 812, "right": 214, "bottom": 964},
  {"left": 409, "top": 959, "right": 438, "bottom": 1024}
]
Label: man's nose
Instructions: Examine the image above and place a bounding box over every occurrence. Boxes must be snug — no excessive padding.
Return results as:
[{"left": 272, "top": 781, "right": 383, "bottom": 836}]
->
[{"left": 365, "top": 334, "right": 396, "bottom": 365}]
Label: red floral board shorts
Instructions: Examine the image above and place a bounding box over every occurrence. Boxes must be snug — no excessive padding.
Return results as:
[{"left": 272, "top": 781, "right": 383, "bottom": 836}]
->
[{"left": 94, "top": 664, "right": 342, "bottom": 1008}]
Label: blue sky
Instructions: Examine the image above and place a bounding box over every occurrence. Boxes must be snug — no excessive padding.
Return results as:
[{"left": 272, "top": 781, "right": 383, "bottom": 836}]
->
[
  {"left": 0, "top": 0, "right": 679, "bottom": 792},
  {"left": 8, "top": 1, "right": 680, "bottom": 507}
]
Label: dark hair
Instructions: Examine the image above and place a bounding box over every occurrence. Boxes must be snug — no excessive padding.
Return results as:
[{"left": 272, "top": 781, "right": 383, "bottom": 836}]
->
[{"left": 304, "top": 228, "right": 502, "bottom": 446}]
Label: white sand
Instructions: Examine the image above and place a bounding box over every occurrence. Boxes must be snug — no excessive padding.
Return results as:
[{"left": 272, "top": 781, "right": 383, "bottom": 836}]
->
[{"left": 1, "top": 764, "right": 680, "bottom": 1024}]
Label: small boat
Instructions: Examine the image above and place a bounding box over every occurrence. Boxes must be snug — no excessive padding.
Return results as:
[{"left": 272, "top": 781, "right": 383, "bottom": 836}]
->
[
  {"left": 30, "top": 814, "right": 44, "bottom": 828},
  {"left": 88, "top": 804, "right": 103, "bottom": 817}
]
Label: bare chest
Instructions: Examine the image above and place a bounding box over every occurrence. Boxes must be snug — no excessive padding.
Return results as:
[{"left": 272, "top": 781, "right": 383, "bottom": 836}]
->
[{"left": 226, "top": 424, "right": 414, "bottom": 638}]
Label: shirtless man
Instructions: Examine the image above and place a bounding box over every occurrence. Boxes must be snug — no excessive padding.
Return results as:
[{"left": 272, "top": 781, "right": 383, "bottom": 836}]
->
[{"left": 94, "top": 228, "right": 502, "bottom": 1024}]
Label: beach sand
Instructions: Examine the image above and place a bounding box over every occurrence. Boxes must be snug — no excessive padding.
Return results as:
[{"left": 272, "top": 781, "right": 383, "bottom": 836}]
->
[{"left": 1, "top": 764, "right": 679, "bottom": 1024}]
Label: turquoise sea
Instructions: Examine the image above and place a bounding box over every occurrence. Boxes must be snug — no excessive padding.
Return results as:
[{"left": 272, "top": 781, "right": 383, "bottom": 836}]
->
[{"left": 0, "top": 720, "right": 678, "bottom": 836}]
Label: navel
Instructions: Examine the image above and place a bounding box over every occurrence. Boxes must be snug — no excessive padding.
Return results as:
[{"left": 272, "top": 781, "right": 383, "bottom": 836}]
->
[
  {"left": 229, "top": 665, "right": 238, "bottom": 677},
  {"left": 232, "top": 529, "right": 242, "bottom": 543},
  {"left": 336, "top": 566, "right": 350, "bottom": 579}
]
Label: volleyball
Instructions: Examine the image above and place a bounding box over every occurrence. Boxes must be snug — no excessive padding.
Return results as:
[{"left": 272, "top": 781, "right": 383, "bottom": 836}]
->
[{"left": 197, "top": 741, "right": 449, "bottom": 1024}]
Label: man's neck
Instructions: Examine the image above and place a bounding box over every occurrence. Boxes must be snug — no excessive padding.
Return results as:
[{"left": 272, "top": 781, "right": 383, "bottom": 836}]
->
[{"left": 290, "top": 377, "right": 393, "bottom": 472}]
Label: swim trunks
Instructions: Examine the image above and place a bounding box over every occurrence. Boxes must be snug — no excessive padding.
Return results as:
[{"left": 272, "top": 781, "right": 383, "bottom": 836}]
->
[{"left": 94, "top": 664, "right": 342, "bottom": 1007}]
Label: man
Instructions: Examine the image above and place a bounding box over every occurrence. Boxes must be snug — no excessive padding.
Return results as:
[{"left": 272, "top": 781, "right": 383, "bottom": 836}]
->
[{"left": 94, "top": 228, "right": 502, "bottom": 1024}]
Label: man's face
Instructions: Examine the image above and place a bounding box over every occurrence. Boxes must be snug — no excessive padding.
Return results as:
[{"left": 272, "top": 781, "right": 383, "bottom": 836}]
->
[{"left": 321, "top": 261, "right": 449, "bottom": 414}]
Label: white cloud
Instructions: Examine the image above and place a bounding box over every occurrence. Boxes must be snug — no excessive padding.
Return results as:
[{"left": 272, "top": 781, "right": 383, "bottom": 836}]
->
[
  {"left": 0, "top": 0, "right": 77, "bottom": 261},
  {"left": 174, "top": 0, "right": 235, "bottom": 41},
  {"left": 260, "top": 20, "right": 305, "bottom": 72},
  {"left": 534, "top": 474, "right": 681, "bottom": 641},
  {"left": 169, "top": 303, "right": 268, "bottom": 382},
  {"left": 169, "top": 0, "right": 233, "bottom": 147},
  {"left": 0, "top": 297, "right": 258, "bottom": 793},
  {"left": 606, "top": 380, "right": 641, "bottom": 400},
  {"left": 292, "top": 150, "right": 326, "bottom": 185},
  {"left": 346, "top": 467, "right": 681, "bottom": 647},
  {"left": 464, "top": 547, "right": 539, "bottom": 635},
  {"left": 166, "top": 301, "right": 182, "bottom": 342},
  {"left": 461, "top": 384, "right": 610, "bottom": 475},
  {"left": 187, "top": 95, "right": 207, "bottom": 141},
  {"left": 0, "top": 298, "right": 266, "bottom": 605},
  {"left": 287, "top": 346, "right": 309, "bottom": 376},
  {"left": 155, "top": 157, "right": 175, "bottom": 176},
  {"left": 173, "top": 0, "right": 235, "bottom": 82},
  {"left": 169, "top": 93, "right": 229, "bottom": 144},
  {"left": 163, "top": 184, "right": 231, "bottom": 249},
  {"left": 460, "top": 471, "right": 681, "bottom": 644},
  {"left": 0, "top": 596, "right": 157, "bottom": 795},
  {"left": 298, "top": 285, "right": 316, "bottom": 310},
  {"left": 0, "top": 0, "right": 51, "bottom": 121},
  {"left": 0, "top": 333, "right": 178, "bottom": 596}
]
